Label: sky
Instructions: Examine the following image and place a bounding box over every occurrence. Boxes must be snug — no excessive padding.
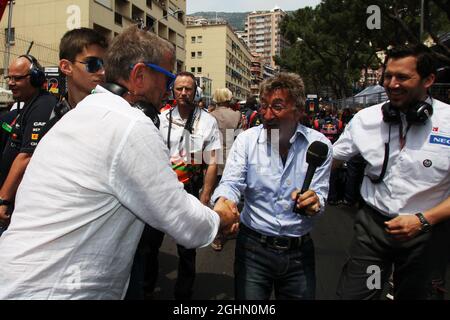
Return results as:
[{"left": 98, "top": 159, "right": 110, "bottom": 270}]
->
[{"left": 186, "top": 0, "right": 322, "bottom": 14}]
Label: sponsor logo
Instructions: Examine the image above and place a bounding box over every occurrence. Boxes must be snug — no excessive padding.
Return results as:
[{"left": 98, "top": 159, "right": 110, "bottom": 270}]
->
[
  {"left": 33, "top": 122, "right": 46, "bottom": 127},
  {"left": 31, "top": 134, "right": 39, "bottom": 141},
  {"left": 432, "top": 127, "right": 439, "bottom": 132},
  {"left": 423, "top": 159, "right": 432, "bottom": 168},
  {"left": 32, "top": 128, "right": 41, "bottom": 132},
  {"left": 429, "top": 135, "right": 450, "bottom": 147}
]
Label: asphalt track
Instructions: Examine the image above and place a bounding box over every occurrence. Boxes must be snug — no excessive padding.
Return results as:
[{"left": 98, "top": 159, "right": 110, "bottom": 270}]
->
[{"left": 153, "top": 203, "right": 450, "bottom": 300}]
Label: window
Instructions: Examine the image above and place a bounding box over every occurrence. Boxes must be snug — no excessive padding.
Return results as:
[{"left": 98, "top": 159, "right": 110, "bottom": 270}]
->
[
  {"left": 197, "top": 51, "right": 202, "bottom": 59},
  {"left": 191, "top": 36, "right": 196, "bottom": 43},
  {"left": 191, "top": 52, "right": 196, "bottom": 59},
  {"left": 114, "top": 13, "right": 122, "bottom": 26},
  {"left": 197, "top": 36, "right": 202, "bottom": 43},
  {"left": 197, "top": 67, "right": 202, "bottom": 73},
  {"left": 191, "top": 67, "right": 195, "bottom": 73}
]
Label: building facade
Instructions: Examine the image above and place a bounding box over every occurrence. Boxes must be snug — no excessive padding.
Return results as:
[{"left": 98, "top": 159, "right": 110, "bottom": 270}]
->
[
  {"left": 0, "top": 0, "right": 186, "bottom": 78},
  {"left": 186, "top": 22, "right": 252, "bottom": 101},
  {"left": 245, "top": 6, "right": 288, "bottom": 70}
]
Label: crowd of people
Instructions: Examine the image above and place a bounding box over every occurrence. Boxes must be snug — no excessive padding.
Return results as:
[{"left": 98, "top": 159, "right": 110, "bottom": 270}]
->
[{"left": 0, "top": 25, "right": 448, "bottom": 301}]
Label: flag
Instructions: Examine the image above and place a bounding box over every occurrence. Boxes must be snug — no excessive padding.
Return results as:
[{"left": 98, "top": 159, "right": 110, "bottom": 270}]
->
[{"left": 0, "top": 0, "right": 9, "bottom": 24}]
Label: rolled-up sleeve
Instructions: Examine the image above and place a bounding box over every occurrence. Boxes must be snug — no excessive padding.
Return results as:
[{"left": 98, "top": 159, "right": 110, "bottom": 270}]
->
[
  {"left": 332, "top": 117, "right": 361, "bottom": 161},
  {"left": 311, "top": 139, "right": 333, "bottom": 216}
]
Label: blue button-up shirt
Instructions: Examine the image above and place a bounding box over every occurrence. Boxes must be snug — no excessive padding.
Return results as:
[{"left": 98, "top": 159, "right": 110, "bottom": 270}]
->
[{"left": 212, "top": 124, "right": 332, "bottom": 237}]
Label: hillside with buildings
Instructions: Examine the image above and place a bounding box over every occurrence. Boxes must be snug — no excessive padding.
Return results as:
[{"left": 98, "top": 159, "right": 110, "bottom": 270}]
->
[{"left": 188, "top": 12, "right": 249, "bottom": 31}]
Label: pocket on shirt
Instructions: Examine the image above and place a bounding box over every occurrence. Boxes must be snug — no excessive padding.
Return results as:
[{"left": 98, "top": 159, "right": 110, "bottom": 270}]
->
[
  {"left": 189, "top": 134, "right": 204, "bottom": 153},
  {"left": 407, "top": 150, "right": 449, "bottom": 185}
]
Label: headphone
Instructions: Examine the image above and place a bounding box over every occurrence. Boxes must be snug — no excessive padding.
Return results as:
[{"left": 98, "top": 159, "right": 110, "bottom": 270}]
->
[
  {"left": 18, "top": 54, "right": 46, "bottom": 88},
  {"left": 101, "top": 82, "right": 160, "bottom": 128},
  {"left": 382, "top": 100, "right": 433, "bottom": 124},
  {"left": 370, "top": 99, "right": 433, "bottom": 184}
]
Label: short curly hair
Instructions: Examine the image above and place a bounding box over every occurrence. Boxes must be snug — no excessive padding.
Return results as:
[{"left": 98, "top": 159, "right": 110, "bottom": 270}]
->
[{"left": 259, "top": 72, "right": 306, "bottom": 110}]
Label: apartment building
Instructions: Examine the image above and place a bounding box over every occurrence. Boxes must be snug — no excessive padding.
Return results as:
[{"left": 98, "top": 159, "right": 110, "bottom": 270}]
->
[
  {"left": 245, "top": 6, "right": 288, "bottom": 70},
  {"left": 0, "top": 0, "right": 186, "bottom": 72},
  {"left": 186, "top": 22, "right": 252, "bottom": 101},
  {"left": 249, "top": 51, "right": 263, "bottom": 96}
]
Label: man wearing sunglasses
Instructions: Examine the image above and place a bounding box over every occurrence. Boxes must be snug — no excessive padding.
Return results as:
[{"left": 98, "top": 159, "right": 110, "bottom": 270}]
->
[
  {"left": 0, "top": 55, "right": 57, "bottom": 236},
  {"left": 0, "top": 26, "right": 238, "bottom": 299},
  {"left": 42, "top": 28, "right": 108, "bottom": 133}
]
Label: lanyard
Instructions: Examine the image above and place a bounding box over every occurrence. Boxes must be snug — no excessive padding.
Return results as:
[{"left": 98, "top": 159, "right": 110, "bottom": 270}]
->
[{"left": 167, "top": 107, "right": 197, "bottom": 151}]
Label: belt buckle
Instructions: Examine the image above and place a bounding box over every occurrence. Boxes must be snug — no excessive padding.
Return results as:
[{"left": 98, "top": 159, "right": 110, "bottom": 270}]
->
[{"left": 271, "top": 237, "right": 290, "bottom": 250}]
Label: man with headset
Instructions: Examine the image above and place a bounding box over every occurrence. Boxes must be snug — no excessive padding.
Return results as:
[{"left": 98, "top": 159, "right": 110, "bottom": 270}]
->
[
  {"left": 0, "top": 26, "right": 238, "bottom": 299},
  {"left": 333, "top": 44, "right": 450, "bottom": 299},
  {"left": 0, "top": 55, "right": 57, "bottom": 235},
  {"left": 137, "top": 71, "right": 221, "bottom": 300}
]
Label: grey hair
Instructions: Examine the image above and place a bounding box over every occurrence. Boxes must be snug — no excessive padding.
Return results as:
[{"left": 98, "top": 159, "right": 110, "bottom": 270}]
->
[
  {"left": 105, "top": 25, "right": 175, "bottom": 82},
  {"left": 259, "top": 72, "right": 306, "bottom": 110}
]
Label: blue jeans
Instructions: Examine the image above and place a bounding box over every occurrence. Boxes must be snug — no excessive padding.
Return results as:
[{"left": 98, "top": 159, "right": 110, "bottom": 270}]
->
[{"left": 234, "top": 227, "right": 316, "bottom": 300}]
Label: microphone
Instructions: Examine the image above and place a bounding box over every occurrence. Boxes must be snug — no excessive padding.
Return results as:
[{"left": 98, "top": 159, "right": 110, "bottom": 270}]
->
[{"left": 293, "top": 141, "right": 329, "bottom": 215}]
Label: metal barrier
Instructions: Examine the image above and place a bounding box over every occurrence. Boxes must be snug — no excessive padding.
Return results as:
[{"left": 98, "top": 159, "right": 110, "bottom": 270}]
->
[
  {"left": 430, "top": 83, "right": 450, "bottom": 104},
  {"left": 0, "top": 30, "right": 59, "bottom": 88}
]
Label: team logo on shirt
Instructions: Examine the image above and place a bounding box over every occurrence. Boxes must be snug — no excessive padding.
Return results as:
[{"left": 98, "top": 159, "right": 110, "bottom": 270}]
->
[
  {"left": 423, "top": 159, "right": 432, "bottom": 168},
  {"left": 429, "top": 135, "right": 450, "bottom": 147},
  {"left": 31, "top": 134, "right": 39, "bottom": 141}
]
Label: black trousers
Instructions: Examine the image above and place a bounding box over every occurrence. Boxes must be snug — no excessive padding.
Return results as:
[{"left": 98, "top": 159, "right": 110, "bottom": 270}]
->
[{"left": 337, "top": 204, "right": 441, "bottom": 300}]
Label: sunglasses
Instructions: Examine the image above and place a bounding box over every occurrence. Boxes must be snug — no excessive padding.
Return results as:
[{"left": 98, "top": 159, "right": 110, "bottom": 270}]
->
[
  {"left": 75, "top": 57, "right": 104, "bottom": 73},
  {"left": 130, "top": 62, "right": 176, "bottom": 91}
]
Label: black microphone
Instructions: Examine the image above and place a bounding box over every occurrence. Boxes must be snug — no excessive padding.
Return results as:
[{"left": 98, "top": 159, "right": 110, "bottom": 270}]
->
[{"left": 293, "top": 141, "right": 329, "bottom": 215}]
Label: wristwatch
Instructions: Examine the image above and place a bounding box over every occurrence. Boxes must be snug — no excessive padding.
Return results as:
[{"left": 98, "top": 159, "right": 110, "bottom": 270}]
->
[
  {"left": 0, "top": 197, "right": 11, "bottom": 206},
  {"left": 415, "top": 212, "right": 432, "bottom": 233}
]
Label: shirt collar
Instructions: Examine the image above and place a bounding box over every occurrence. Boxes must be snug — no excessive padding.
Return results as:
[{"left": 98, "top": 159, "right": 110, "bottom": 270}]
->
[{"left": 257, "top": 124, "right": 309, "bottom": 144}]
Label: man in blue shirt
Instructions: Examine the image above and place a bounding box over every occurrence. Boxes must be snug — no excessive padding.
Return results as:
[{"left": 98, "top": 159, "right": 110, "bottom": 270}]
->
[{"left": 212, "top": 73, "right": 332, "bottom": 300}]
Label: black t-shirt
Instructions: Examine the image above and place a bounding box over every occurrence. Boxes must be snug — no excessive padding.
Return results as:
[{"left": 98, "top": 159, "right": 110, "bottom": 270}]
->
[
  {"left": 0, "top": 91, "right": 58, "bottom": 186},
  {"left": 0, "top": 109, "right": 18, "bottom": 155}
]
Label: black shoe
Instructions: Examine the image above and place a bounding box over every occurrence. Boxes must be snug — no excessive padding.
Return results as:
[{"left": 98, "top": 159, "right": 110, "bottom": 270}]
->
[
  {"left": 342, "top": 199, "right": 354, "bottom": 207},
  {"left": 327, "top": 200, "right": 339, "bottom": 206}
]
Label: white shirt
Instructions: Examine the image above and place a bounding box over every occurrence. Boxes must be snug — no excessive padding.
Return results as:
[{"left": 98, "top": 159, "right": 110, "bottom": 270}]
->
[
  {"left": 0, "top": 85, "right": 219, "bottom": 300},
  {"left": 333, "top": 99, "right": 450, "bottom": 217},
  {"left": 159, "top": 106, "right": 221, "bottom": 164}
]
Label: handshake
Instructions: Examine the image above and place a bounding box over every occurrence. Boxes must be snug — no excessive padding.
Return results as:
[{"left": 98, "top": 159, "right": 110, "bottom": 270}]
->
[{"left": 213, "top": 197, "right": 240, "bottom": 237}]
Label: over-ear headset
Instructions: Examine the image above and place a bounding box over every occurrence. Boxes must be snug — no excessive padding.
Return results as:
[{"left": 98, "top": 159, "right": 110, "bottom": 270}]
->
[
  {"left": 370, "top": 99, "right": 434, "bottom": 184},
  {"left": 18, "top": 54, "right": 46, "bottom": 88},
  {"left": 101, "top": 83, "right": 160, "bottom": 128},
  {"left": 382, "top": 100, "right": 433, "bottom": 124}
]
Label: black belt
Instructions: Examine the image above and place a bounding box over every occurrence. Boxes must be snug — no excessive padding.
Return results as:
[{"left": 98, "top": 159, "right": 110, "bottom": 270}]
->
[{"left": 240, "top": 224, "right": 311, "bottom": 251}]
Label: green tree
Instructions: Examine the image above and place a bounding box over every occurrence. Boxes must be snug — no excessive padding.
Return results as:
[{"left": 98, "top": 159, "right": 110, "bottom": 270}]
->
[{"left": 276, "top": 0, "right": 450, "bottom": 99}]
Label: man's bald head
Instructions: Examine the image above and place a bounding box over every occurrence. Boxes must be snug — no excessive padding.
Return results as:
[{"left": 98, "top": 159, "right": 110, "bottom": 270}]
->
[{"left": 7, "top": 56, "right": 39, "bottom": 102}]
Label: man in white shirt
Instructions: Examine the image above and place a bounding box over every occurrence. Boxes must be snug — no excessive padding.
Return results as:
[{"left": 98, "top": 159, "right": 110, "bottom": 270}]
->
[
  {"left": 141, "top": 72, "right": 221, "bottom": 300},
  {"left": 333, "top": 44, "right": 450, "bottom": 300},
  {"left": 0, "top": 25, "right": 238, "bottom": 300}
]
